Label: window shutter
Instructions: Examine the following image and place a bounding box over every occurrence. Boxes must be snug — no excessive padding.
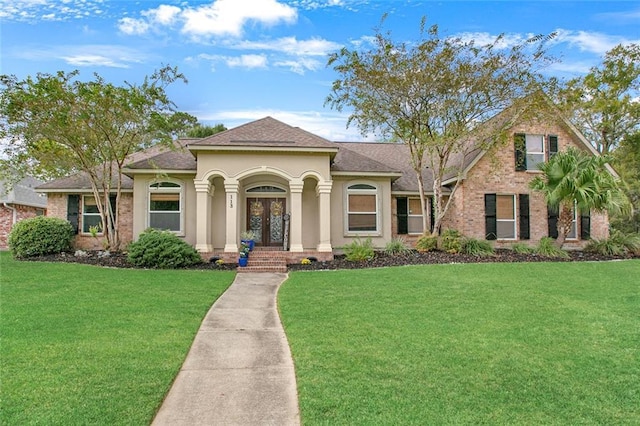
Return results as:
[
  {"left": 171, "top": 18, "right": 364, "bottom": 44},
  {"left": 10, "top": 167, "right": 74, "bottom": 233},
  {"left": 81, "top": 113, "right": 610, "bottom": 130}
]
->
[
  {"left": 67, "top": 194, "right": 80, "bottom": 234},
  {"left": 430, "top": 196, "right": 436, "bottom": 234},
  {"left": 519, "top": 194, "right": 530, "bottom": 240},
  {"left": 396, "top": 197, "right": 408, "bottom": 235},
  {"left": 548, "top": 135, "right": 558, "bottom": 159},
  {"left": 485, "top": 194, "right": 497, "bottom": 240},
  {"left": 548, "top": 205, "right": 559, "bottom": 238},
  {"left": 108, "top": 194, "right": 117, "bottom": 232},
  {"left": 514, "top": 133, "right": 527, "bottom": 171},
  {"left": 580, "top": 210, "right": 591, "bottom": 240}
]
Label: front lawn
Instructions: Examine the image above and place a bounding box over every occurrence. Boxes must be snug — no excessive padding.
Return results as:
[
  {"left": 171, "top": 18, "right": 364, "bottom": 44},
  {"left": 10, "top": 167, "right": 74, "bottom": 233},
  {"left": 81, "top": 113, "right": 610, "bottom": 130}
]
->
[
  {"left": 0, "top": 252, "right": 235, "bottom": 424},
  {"left": 280, "top": 261, "right": 640, "bottom": 425}
]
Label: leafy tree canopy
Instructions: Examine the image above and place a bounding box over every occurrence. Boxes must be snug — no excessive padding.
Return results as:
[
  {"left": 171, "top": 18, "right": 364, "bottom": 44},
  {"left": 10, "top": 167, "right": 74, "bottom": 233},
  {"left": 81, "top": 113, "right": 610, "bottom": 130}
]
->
[
  {"left": 0, "top": 66, "right": 197, "bottom": 250},
  {"left": 184, "top": 123, "right": 227, "bottom": 138},
  {"left": 326, "top": 16, "right": 556, "bottom": 235},
  {"left": 559, "top": 43, "right": 640, "bottom": 154},
  {"left": 612, "top": 131, "right": 640, "bottom": 233}
]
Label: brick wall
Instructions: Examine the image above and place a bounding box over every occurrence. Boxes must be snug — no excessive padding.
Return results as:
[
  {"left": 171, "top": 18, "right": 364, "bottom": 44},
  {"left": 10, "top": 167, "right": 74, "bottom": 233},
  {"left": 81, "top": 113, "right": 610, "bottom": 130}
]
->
[
  {"left": 389, "top": 118, "right": 610, "bottom": 249},
  {"left": 46, "top": 192, "right": 134, "bottom": 251},
  {"left": 1, "top": 204, "right": 46, "bottom": 249}
]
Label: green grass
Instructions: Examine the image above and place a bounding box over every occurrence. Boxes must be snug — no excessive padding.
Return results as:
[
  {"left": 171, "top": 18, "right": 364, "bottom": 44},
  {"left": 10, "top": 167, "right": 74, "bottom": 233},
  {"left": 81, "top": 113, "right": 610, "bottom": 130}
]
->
[
  {"left": 0, "top": 252, "right": 235, "bottom": 425},
  {"left": 280, "top": 261, "right": 640, "bottom": 425}
]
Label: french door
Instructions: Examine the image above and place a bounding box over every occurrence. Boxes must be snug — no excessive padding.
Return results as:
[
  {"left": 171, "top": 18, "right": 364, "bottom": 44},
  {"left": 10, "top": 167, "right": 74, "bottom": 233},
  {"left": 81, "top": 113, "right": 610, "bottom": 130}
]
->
[{"left": 246, "top": 198, "right": 286, "bottom": 247}]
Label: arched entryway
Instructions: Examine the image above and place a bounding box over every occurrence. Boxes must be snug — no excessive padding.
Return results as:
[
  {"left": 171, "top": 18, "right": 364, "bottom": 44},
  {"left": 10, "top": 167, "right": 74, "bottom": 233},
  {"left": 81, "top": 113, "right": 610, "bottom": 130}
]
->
[{"left": 245, "top": 185, "right": 287, "bottom": 247}]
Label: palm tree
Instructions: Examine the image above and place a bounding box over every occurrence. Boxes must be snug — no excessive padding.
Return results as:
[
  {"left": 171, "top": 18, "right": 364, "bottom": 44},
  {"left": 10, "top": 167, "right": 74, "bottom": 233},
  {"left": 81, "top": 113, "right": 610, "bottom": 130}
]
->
[{"left": 530, "top": 147, "right": 631, "bottom": 248}]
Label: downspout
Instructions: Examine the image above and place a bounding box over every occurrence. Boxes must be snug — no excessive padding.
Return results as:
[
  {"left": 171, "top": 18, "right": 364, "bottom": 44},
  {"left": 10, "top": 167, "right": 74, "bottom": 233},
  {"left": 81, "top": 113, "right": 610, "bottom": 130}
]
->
[{"left": 3, "top": 202, "right": 18, "bottom": 227}]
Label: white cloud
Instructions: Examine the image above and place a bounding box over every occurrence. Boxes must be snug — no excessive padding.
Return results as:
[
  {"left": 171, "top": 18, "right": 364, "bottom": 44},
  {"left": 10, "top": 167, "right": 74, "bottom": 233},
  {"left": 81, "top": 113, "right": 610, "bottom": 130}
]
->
[
  {"left": 197, "top": 53, "right": 269, "bottom": 70},
  {"left": 0, "top": 0, "right": 106, "bottom": 22},
  {"left": 14, "top": 45, "right": 147, "bottom": 68},
  {"left": 232, "top": 36, "right": 341, "bottom": 56},
  {"left": 118, "top": 0, "right": 298, "bottom": 38},
  {"left": 274, "top": 58, "right": 321, "bottom": 74},
  {"left": 118, "top": 17, "right": 150, "bottom": 35},
  {"left": 553, "top": 29, "right": 639, "bottom": 55},
  {"left": 194, "top": 109, "right": 375, "bottom": 141},
  {"left": 455, "top": 32, "right": 527, "bottom": 49}
]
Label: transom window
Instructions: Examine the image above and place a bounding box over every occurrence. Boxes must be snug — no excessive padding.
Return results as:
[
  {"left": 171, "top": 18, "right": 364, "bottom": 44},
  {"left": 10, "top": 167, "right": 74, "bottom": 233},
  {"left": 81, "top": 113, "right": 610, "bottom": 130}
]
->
[
  {"left": 347, "top": 183, "right": 378, "bottom": 233},
  {"left": 247, "top": 185, "right": 286, "bottom": 193},
  {"left": 525, "top": 134, "right": 545, "bottom": 171},
  {"left": 149, "top": 181, "right": 182, "bottom": 233},
  {"left": 496, "top": 195, "right": 516, "bottom": 239}
]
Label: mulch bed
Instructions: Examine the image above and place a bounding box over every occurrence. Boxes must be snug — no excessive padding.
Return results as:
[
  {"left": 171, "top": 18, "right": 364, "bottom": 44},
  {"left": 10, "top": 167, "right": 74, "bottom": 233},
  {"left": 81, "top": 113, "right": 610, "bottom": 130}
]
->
[{"left": 20, "top": 249, "right": 639, "bottom": 271}]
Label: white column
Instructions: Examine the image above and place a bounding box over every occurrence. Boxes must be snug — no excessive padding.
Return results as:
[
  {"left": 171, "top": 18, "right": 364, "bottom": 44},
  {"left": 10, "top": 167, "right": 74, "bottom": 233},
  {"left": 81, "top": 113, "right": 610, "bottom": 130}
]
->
[
  {"left": 316, "top": 181, "right": 333, "bottom": 252},
  {"left": 224, "top": 179, "right": 239, "bottom": 253},
  {"left": 194, "top": 180, "right": 213, "bottom": 252},
  {"left": 289, "top": 180, "right": 304, "bottom": 252}
]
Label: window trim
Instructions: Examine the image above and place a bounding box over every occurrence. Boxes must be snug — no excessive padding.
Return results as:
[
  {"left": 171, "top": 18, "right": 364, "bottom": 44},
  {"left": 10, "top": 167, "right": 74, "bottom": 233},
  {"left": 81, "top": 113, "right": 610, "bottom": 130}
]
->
[
  {"left": 344, "top": 181, "right": 381, "bottom": 236},
  {"left": 148, "top": 180, "right": 184, "bottom": 235},
  {"left": 496, "top": 194, "right": 517, "bottom": 241}
]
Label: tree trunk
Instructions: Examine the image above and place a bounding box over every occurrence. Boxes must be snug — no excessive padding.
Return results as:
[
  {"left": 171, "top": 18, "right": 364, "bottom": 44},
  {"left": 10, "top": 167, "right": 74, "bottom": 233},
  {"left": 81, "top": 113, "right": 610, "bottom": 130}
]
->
[
  {"left": 555, "top": 204, "right": 574, "bottom": 249},
  {"left": 415, "top": 170, "right": 430, "bottom": 234}
]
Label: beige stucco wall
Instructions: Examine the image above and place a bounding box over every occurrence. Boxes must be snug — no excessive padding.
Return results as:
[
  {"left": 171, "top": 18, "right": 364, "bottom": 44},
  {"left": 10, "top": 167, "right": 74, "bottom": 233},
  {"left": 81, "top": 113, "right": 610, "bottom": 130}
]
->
[{"left": 330, "top": 176, "right": 393, "bottom": 250}]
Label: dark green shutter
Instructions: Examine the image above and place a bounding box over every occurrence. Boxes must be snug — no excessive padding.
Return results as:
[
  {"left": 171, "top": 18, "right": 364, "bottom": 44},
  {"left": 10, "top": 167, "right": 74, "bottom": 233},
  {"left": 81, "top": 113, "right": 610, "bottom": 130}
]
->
[
  {"left": 108, "top": 194, "right": 117, "bottom": 232},
  {"left": 67, "top": 194, "right": 80, "bottom": 234},
  {"left": 485, "top": 194, "right": 497, "bottom": 240},
  {"left": 519, "top": 194, "right": 530, "bottom": 240},
  {"left": 514, "top": 133, "right": 527, "bottom": 171},
  {"left": 397, "top": 197, "right": 408, "bottom": 235},
  {"left": 548, "top": 205, "right": 559, "bottom": 238},
  {"left": 580, "top": 210, "right": 591, "bottom": 240},
  {"left": 430, "top": 196, "right": 436, "bottom": 234},
  {"left": 548, "top": 135, "right": 558, "bottom": 158}
]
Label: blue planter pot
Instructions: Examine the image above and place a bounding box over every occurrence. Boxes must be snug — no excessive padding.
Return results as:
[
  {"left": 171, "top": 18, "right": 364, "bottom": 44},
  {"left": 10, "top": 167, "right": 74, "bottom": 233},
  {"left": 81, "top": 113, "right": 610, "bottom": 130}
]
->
[
  {"left": 241, "top": 239, "right": 255, "bottom": 251},
  {"left": 238, "top": 257, "right": 248, "bottom": 267}
]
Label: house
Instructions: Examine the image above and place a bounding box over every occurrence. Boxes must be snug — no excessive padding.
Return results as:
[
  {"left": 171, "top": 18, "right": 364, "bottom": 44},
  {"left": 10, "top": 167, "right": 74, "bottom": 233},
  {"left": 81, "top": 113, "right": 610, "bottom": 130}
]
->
[
  {"left": 1, "top": 176, "right": 48, "bottom": 249},
  {"left": 36, "top": 109, "right": 608, "bottom": 262}
]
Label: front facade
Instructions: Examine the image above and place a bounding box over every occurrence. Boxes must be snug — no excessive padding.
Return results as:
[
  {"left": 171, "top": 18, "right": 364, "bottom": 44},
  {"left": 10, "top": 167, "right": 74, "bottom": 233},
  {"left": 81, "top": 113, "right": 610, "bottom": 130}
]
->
[
  {"left": 1, "top": 176, "right": 48, "bottom": 249},
  {"left": 38, "top": 111, "right": 609, "bottom": 259}
]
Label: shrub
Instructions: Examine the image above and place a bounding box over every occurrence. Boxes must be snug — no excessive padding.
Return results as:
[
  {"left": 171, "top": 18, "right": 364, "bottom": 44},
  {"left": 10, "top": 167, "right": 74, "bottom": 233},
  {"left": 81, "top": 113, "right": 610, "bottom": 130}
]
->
[
  {"left": 127, "top": 229, "right": 202, "bottom": 268},
  {"left": 415, "top": 233, "right": 438, "bottom": 252},
  {"left": 585, "top": 230, "right": 640, "bottom": 256},
  {"left": 384, "top": 237, "right": 410, "bottom": 255},
  {"left": 511, "top": 243, "right": 535, "bottom": 254},
  {"left": 344, "top": 238, "right": 375, "bottom": 261},
  {"left": 440, "top": 229, "right": 462, "bottom": 254},
  {"left": 461, "top": 237, "right": 494, "bottom": 256},
  {"left": 535, "top": 237, "right": 569, "bottom": 258},
  {"left": 8, "top": 216, "right": 75, "bottom": 258}
]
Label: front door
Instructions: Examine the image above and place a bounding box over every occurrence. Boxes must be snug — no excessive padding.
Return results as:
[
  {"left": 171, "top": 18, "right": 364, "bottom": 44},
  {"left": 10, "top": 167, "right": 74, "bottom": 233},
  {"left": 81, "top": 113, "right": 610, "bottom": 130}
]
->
[{"left": 247, "top": 198, "right": 286, "bottom": 247}]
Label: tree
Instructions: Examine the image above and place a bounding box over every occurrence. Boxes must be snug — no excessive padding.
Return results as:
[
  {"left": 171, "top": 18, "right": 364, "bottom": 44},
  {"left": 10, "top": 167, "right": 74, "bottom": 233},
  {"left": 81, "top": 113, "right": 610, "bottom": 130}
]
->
[
  {"left": 184, "top": 123, "right": 227, "bottom": 138},
  {"left": 559, "top": 44, "right": 640, "bottom": 155},
  {"left": 612, "top": 131, "right": 640, "bottom": 233},
  {"left": 326, "top": 17, "right": 555, "bottom": 235},
  {"left": 0, "top": 66, "right": 197, "bottom": 250},
  {"left": 530, "top": 147, "right": 631, "bottom": 248}
]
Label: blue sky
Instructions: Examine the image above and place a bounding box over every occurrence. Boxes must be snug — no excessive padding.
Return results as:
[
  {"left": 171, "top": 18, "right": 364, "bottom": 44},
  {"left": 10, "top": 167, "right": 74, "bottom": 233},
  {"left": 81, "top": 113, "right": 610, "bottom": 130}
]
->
[{"left": 1, "top": 0, "right": 639, "bottom": 141}]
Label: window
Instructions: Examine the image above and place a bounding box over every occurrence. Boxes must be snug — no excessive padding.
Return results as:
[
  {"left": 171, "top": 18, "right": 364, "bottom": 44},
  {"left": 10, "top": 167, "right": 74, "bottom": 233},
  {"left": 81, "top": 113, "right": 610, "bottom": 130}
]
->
[
  {"left": 407, "top": 198, "right": 423, "bottom": 234},
  {"left": 496, "top": 195, "right": 516, "bottom": 239},
  {"left": 525, "top": 134, "right": 545, "bottom": 171},
  {"left": 347, "top": 183, "right": 378, "bottom": 233},
  {"left": 149, "top": 181, "right": 182, "bottom": 233},
  {"left": 567, "top": 203, "right": 578, "bottom": 240},
  {"left": 82, "top": 196, "right": 101, "bottom": 233}
]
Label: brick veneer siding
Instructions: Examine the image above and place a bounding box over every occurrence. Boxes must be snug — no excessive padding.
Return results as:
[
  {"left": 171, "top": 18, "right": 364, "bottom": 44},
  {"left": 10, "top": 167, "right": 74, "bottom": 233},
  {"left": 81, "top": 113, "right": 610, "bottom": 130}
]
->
[
  {"left": 0, "top": 204, "right": 46, "bottom": 249},
  {"left": 46, "top": 192, "right": 134, "bottom": 250},
  {"left": 390, "top": 119, "right": 610, "bottom": 248}
]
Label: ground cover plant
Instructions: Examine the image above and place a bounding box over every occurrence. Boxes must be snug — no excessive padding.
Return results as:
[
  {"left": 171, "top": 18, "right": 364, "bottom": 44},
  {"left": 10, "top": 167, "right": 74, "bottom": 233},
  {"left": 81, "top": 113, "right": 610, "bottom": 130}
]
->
[
  {"left": 1, "top": 252, "right": 235, "bottom": 424},
  {"left": 280, "top": 261, "right": 640, "bottom": 425}
]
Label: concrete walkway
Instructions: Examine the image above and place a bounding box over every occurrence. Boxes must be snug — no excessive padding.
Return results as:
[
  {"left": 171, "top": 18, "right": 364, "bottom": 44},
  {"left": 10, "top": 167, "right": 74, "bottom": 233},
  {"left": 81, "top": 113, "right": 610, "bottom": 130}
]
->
[{"left": 152, "top": 272, "right": 300, "bottom": 426}]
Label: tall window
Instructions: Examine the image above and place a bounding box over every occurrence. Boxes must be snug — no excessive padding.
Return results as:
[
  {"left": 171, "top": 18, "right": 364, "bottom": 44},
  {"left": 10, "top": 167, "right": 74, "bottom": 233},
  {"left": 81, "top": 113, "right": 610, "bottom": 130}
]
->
[
  {"left": 525, "top": 134, "right": 545, "bottom": 171},
  {"left": 82, "top": 196, "right": 102, "bottom": 233},
  {"left": 347, "top": 183, "right": 378, "bottom": 233},
  {"left": 407, "top": 198, "right": 423, "bottom": 234},
  {"left": 567, "top": 203, "right": 578, "bottom": 240},
  {"left": 496, "top": 195, "right": 516, "bottom": 239},
  {"left": 149, "top": 181, "right": 182, "bottom": 233}
]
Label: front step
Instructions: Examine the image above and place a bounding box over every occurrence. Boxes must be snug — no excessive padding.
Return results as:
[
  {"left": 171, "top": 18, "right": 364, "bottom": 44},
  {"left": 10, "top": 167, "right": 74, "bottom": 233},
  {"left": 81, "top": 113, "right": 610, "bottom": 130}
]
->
[{"left": 237, "top": 249, "right": 288, "bottom": 273}]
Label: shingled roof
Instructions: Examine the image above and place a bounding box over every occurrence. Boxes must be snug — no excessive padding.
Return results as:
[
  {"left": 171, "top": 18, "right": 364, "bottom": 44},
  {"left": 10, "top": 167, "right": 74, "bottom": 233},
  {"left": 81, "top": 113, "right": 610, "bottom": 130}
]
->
[{"left": 188, "top": 116, "right": 338, "bottom": 151}]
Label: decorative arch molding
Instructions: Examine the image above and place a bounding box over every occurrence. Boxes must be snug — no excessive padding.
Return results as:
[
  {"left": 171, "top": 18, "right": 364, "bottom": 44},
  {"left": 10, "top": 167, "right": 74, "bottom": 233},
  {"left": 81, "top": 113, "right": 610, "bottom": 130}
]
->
[
  {"left": 198, "top": 169, "right": 231, "bottom": 182},
  {"left": 299, "top": 170, "right": 325, "bottom": 182},
  {"left": 233, "top": 165, "right": 295, "bottom": 182}
]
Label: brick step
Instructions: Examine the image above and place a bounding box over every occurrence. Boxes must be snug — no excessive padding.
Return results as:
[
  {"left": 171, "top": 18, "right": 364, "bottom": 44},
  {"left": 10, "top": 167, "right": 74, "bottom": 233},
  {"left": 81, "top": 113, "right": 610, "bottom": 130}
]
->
[{"left": 237, "top": 265, "right": 287, "bottom": 273}]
